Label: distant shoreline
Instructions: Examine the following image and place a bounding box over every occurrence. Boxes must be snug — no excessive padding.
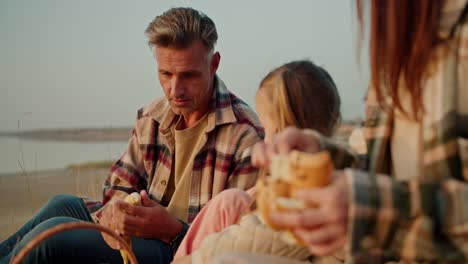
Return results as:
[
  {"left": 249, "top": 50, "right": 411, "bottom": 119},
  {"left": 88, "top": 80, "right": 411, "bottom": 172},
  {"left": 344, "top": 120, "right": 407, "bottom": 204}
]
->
[
  {"left": 0, "top": 120, "right": 361, "bottom": 143},
  {"left": 0, "top": 127, "right": 132, "bottom": 142}
]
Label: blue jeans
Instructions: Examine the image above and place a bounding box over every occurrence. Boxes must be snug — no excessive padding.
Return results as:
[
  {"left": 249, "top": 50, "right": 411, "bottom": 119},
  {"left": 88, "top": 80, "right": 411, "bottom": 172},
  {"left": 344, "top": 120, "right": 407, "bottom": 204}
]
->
[{"left": 0, "top": 194, "right": 173, "bottom": 264}]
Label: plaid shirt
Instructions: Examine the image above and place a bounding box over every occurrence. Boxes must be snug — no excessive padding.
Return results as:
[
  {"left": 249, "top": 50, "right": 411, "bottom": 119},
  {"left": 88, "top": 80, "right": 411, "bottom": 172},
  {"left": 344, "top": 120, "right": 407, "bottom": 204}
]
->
[
  {"left": 86, "top": 76, "right": 264, "bottom": 224},
  {"left": 318, "top": 1, "right": 468, "bottom": 262}
]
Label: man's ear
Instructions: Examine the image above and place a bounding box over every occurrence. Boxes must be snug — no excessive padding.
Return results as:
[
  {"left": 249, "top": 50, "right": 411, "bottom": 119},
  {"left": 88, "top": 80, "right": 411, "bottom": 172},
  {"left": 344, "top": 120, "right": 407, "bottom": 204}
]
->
[{"left": 210, "top": 51, "right": 221, "bottom": 75}]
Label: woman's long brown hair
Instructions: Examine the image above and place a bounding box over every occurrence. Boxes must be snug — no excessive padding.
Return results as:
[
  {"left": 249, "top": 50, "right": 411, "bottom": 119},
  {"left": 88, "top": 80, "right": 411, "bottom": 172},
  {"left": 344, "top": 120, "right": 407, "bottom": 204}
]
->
[{"left": 357, "top": 0, "right": 445, "bottom": 120}]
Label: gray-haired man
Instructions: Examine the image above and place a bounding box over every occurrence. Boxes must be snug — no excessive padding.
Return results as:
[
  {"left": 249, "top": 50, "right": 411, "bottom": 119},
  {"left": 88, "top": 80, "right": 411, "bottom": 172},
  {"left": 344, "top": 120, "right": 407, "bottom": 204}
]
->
[{"left": 0, "top": 7, "right": 263, "bottom": 264}]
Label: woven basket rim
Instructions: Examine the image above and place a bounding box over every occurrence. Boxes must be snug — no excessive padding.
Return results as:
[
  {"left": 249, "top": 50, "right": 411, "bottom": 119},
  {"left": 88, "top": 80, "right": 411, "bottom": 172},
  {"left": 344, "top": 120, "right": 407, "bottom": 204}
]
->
[{"left": 10, "top": 221, "right": 138, "bottom": 264}]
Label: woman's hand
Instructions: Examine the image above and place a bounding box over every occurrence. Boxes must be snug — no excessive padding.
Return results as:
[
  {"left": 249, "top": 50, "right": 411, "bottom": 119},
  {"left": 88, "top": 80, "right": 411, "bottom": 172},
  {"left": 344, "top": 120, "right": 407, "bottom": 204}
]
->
[
  {"left": 252, "top": 127, "right": 349, "bottom": 255},
  {"left": 270, "top": 173, "right": 349, "bottom": 256},
  {"left": 252, "top": 127, "right": 321, "bottom": 169}
]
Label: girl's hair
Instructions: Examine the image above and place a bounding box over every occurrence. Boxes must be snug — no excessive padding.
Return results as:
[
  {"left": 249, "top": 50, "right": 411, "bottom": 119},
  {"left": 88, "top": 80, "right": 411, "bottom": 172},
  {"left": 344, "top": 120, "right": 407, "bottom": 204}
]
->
[
  {"left": 259, "top": 60, "right": 341, "bottom": 137},
  {"left": 356, "top": 0, "right": 448, "bottom": 120}
]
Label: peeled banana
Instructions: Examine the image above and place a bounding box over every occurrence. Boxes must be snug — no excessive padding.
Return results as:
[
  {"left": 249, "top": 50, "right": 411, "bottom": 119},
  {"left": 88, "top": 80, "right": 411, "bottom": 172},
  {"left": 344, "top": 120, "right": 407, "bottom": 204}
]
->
[{"left": 120, "top": 192, "right": 141, "bottom": 264}]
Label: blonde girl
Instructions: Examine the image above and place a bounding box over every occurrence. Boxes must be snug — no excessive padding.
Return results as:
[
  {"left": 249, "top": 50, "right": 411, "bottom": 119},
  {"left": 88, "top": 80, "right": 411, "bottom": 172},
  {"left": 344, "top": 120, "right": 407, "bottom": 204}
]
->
[{"left": 173, "top": 60, "right": 344, "bottom": 263}]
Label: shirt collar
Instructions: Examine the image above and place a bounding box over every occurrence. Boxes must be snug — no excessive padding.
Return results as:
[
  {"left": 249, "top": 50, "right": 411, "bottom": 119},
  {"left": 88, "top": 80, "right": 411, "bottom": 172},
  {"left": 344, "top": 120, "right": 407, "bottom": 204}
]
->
[
  {"left": 439, "top": 0, "right": 467, "bottom": 39},
  {"left": 148, "top": 75, "right": 237, "bottom": 134}
]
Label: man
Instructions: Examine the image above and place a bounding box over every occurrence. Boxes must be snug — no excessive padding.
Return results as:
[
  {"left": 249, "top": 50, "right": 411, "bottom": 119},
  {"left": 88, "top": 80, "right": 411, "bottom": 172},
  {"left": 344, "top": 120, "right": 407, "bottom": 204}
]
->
[{"left": 0, "top": 7, "right": 263, "bottom": 264}]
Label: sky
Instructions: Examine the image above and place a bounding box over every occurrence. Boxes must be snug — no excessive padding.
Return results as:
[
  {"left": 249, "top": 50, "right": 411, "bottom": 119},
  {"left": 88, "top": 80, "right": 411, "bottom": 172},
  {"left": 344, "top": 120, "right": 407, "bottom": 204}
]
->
[{"left": 0, "top": 0, "right": 369, "bottom": 131}]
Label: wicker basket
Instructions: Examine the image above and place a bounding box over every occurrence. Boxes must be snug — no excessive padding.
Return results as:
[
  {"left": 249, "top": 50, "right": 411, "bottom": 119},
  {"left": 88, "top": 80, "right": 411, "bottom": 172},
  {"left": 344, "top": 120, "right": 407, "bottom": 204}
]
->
[{"left": 10, "top": 222, "right": 138, "bottom": 264}]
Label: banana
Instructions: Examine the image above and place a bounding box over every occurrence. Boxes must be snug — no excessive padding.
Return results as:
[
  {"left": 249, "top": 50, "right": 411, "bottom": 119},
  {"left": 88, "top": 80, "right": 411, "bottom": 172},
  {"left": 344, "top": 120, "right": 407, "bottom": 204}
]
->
[{"left": 120, "top": 192, "right": 141, "bottom": 264}]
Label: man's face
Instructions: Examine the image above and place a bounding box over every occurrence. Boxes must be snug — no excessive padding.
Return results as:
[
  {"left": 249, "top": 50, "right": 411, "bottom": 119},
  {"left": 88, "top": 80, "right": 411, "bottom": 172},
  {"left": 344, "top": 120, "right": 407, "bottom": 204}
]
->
[{"left": 154, "top": 40, "right": 220, "bottom": 117}]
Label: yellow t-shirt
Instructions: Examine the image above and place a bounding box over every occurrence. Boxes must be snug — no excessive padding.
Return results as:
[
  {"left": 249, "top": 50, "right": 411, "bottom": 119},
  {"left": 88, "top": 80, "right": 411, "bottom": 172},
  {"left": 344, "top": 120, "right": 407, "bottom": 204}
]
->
[{"left": 164, "top": 114, "right": 208, "bottom": 222}]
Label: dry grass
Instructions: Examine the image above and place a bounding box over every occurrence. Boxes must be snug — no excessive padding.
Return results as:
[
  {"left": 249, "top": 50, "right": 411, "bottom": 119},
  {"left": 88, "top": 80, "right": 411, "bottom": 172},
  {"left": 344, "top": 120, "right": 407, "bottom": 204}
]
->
[
  {"left": 67, "top": 160, "right": 114, "bottom": 170},
  {"left": 0, "top": 166, "right": 109, "bottom": 240},
  {"left": 0, "top": 117, "right": 117, "bottom": 241}
]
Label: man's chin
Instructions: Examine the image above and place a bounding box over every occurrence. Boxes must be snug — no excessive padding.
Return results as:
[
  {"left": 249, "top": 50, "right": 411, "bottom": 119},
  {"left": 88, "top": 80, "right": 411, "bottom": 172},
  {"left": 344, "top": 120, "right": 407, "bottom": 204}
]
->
[{"left": 170, "top": 106, "right": 193, "bottom": 116}]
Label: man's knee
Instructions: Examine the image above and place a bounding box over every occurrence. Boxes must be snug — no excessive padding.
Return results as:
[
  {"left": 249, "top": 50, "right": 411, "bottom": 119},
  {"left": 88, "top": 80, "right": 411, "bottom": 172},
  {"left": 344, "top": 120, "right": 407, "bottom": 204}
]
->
[
  {"left": 10, "top": 217, "right": 78, "bottom": 257},
  {"left": 12, "top": 217, "right": 107, "bottom": 263},
  {"left": 23, "top": 216, "right": 79, "bottom": 240},
  {"left": 46, "top": 194, "right": 82, "bottom": 208}
]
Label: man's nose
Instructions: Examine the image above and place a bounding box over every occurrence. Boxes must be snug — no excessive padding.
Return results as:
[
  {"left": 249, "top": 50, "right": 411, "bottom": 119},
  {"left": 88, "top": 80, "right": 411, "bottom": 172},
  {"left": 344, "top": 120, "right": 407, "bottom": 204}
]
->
[{"left": 170, "top": 78, "right": 184, "bottom": 98}]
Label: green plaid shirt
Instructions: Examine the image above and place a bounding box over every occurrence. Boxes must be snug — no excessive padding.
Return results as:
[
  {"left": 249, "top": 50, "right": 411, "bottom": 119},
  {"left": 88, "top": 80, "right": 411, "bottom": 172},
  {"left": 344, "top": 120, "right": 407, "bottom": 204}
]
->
[{"left": 318, "top": 1, "right": 468, "bottom": 262}]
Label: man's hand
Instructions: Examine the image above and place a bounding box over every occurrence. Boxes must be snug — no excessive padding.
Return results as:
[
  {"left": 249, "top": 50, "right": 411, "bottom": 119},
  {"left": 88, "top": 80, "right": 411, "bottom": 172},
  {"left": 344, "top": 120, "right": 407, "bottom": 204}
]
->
[
  {"left": 252, "top": 127, "right": 321, "bottom": 169},
  {"left": 100, "top": 190, "right": 183, "bottom": 249},
  {"left": 269, "top": 172, "right": 349, "bottom": 256},
  {"left": 99, "top": 200, "right": 124, "bottom": 249},
  {"left": 118, "top": 190, "right": 182, "bottom": 243}
]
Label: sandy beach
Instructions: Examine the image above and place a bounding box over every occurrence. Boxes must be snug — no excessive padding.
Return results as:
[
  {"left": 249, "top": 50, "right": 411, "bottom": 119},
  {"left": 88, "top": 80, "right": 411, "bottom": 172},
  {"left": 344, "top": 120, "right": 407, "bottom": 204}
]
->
[{"left": 0, "top": 167, "right": 108, "bottom": 240}]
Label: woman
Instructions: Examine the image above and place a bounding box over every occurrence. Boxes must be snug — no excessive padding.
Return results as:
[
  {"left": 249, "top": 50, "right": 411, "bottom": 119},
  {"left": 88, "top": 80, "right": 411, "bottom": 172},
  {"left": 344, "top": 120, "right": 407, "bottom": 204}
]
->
[{"left": 248, "top": 0, "right": 468, "bottom": 263}]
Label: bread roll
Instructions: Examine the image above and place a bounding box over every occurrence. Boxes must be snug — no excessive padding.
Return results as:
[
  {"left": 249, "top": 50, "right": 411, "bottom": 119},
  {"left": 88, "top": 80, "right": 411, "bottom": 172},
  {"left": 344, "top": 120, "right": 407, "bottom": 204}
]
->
[
  {"left": 256, "top": 150, "right": 333, "bottom": 244},
  {"left": 256, "top": 178, "right": 291, "bottom": 230}
]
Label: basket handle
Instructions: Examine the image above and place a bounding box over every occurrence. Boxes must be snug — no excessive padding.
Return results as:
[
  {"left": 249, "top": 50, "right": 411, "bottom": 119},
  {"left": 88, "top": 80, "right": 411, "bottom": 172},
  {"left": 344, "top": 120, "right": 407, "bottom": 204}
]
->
[{"left": 10, "top": 222, "right": 138, "bottom": 264}]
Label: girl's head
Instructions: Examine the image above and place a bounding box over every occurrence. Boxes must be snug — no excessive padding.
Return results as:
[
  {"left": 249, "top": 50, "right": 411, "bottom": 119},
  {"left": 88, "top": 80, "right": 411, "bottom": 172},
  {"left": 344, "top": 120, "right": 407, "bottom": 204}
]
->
[{"left": 256, "top": 60, "right": 341, "bottom": 143}]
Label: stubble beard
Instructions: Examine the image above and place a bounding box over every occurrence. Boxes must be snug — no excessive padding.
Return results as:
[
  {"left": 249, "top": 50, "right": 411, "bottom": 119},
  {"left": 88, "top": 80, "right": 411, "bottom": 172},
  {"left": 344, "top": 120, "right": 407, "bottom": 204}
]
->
[{"left": 170, "top": 101, "right": 196, "bottom": 116}]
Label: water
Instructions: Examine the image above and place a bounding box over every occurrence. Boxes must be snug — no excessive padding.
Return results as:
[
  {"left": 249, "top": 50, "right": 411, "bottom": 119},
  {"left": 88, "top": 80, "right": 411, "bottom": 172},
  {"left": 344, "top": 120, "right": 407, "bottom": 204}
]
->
[{"left": 0, "top": 137, "right": 128, "bottom": 175}]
